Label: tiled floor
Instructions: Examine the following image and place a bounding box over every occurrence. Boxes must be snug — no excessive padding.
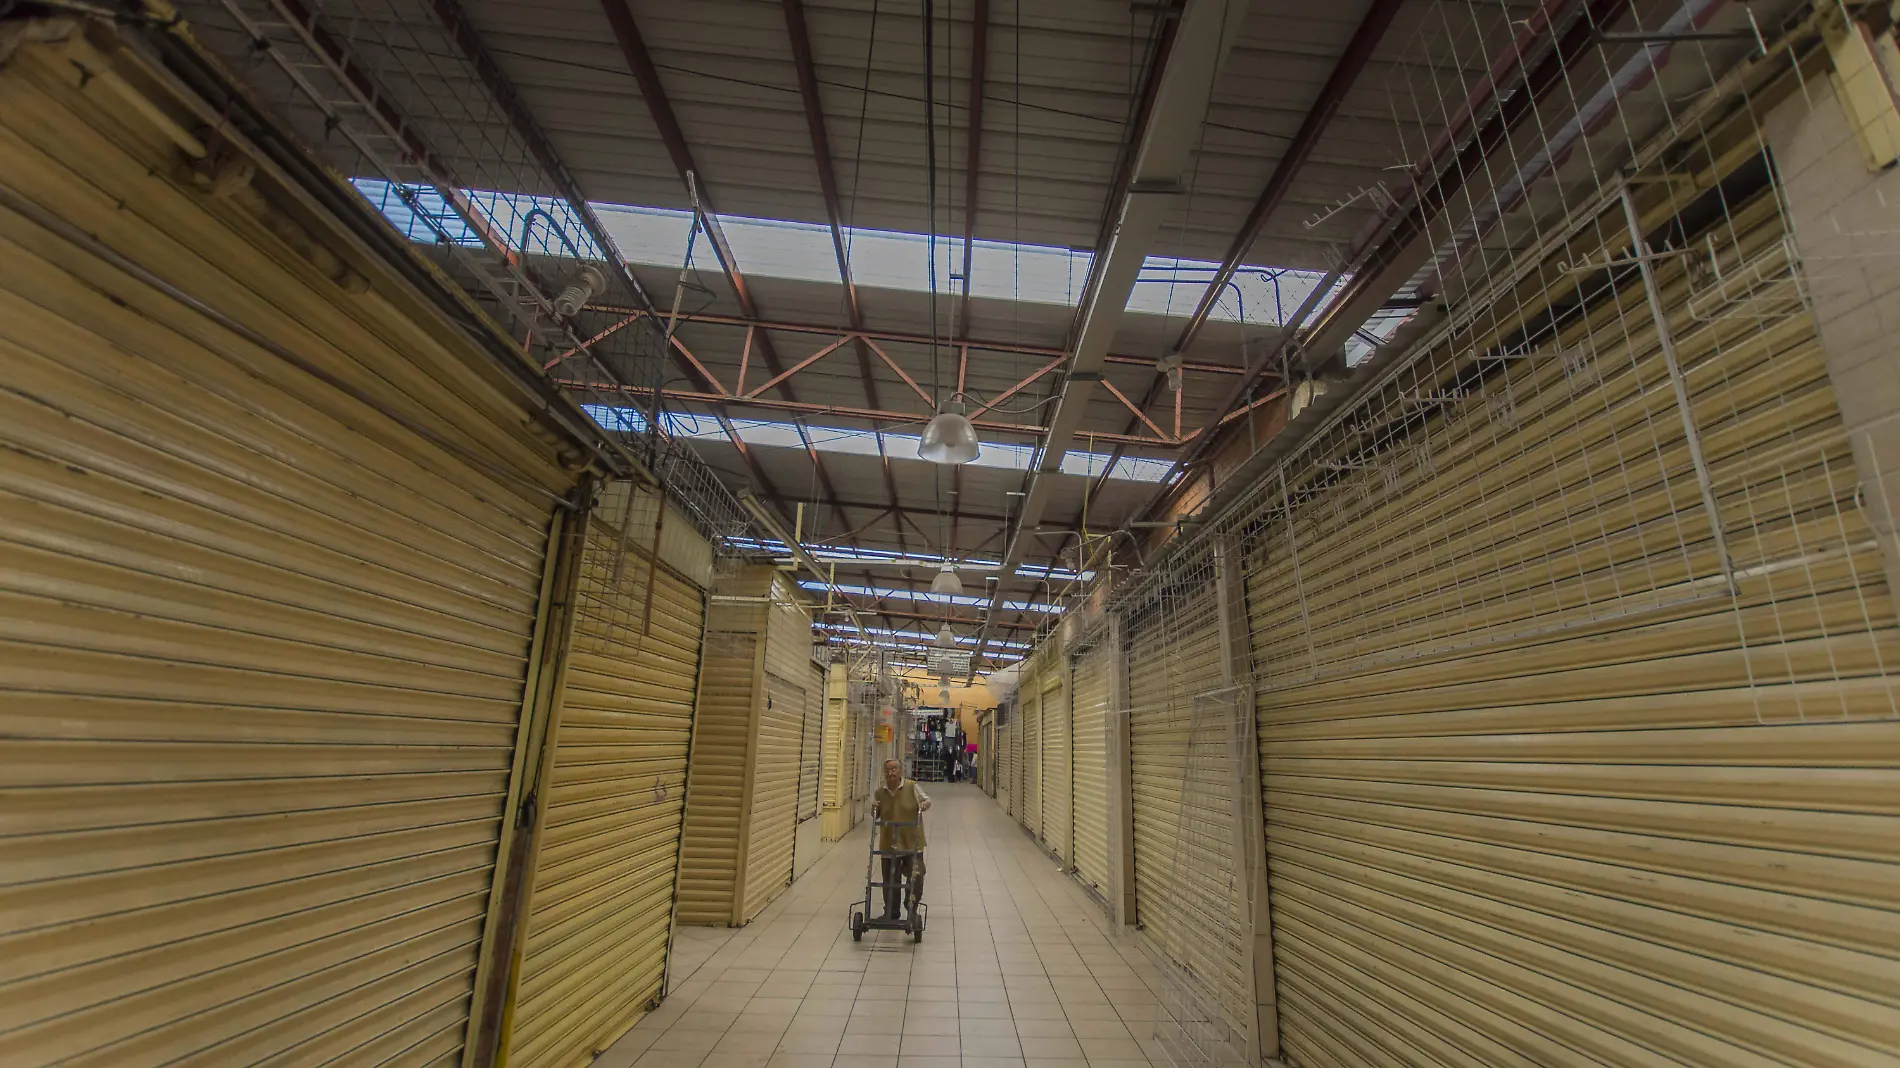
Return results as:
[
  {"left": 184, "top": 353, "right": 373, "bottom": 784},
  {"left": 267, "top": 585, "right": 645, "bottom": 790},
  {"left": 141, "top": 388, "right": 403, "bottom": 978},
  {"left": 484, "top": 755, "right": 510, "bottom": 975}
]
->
[{"left": 598, "top": 783, "right": 1169, "bottom": 1068}]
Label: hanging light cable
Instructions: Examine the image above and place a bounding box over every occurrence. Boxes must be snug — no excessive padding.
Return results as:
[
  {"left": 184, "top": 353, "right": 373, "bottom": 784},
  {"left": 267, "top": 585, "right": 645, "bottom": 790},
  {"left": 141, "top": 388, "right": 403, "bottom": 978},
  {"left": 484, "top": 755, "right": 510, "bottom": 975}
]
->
[{"left": 916, "top": 0, "right": 981, "bottom": 467}]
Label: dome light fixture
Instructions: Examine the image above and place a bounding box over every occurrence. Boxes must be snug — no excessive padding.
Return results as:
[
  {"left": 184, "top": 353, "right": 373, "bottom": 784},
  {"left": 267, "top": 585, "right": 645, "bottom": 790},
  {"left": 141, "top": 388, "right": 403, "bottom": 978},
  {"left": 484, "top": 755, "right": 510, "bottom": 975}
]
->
[
  {"left": 918, "top": 395, "right": 980, "bottom": 465},
  {"left": 934, "top": 623, "right": 956, "bottom": 648},
  {"left": 929, "top": 563, "right": 964, "bottom": 596}
]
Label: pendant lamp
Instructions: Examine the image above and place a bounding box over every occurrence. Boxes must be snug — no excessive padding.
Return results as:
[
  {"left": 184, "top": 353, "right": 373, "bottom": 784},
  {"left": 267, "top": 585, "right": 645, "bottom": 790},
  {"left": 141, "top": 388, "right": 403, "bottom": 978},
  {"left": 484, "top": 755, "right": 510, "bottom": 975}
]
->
[
  {"left": 918, "top": 396, "right": 980, "bottom": 464},
  {"left": 929, "top": 563, "right": 963, "bottom": 595},
  {"left": 934, "top": 623, "right": 956, "bottom": 648}
]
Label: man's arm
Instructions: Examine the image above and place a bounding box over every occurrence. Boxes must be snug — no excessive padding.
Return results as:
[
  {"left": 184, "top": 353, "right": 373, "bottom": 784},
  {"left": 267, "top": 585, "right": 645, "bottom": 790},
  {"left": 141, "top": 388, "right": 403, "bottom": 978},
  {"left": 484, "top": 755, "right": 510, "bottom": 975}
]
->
[{"left": 914, "top": 784, "right": 932, "bottom": 813}]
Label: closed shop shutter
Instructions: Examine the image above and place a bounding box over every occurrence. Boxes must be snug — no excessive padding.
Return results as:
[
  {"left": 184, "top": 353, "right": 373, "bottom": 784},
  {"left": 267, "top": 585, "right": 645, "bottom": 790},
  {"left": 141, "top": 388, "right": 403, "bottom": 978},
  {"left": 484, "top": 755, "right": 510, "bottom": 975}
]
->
[
  {"left": 674, "top": 596, "right": 759, "bottom": 926},
  {"left": 1126, "top": 590, "right": 1253, "bottom": 1059},
  {"left": 1071, "top": 641, "right": 1113, "bottom": 897},
  {"left": 997, "top": 715, "right": 1014, "bottom": 814},
  {"left": 1020, "top": 678, "right": 1043, "bottom": 837},
  {"left": 821, "top": 663, "right": 851, "bottom": 840},
  {"left": 0, "top": 29, "right": 586, "bottom": 1067},
  {"left": 1041, "top": 668, "right": 1073, "bottom": 865},
  {"left": 508, "top": 487, "right": 707, "bottom": 1068},
  {"left": 1247, "top": 182, "right": 1900, "bottom": 1066},
  {"left": 738, "top": 581, "right": 809, "bottom": 922},
  {"left": 797, "top": 665, "right": 822, "bottom": 823},
  {"left": 744, "top": 670, "right": 800, "bottom": 920}
]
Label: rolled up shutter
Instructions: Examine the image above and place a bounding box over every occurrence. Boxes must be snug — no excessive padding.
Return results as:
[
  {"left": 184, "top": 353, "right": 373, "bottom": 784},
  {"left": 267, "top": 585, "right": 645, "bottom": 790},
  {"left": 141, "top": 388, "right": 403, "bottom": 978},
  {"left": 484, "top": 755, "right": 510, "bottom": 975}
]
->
[
  {"left": 507, "top": 486, "right": 708, "bottom": 1068},
  {"left": 0, "top": 28, "right": 586, "bottom": 1067},
  {"left": 1071, "top": 640, "right": 1112, "bottom": 897},
  {"left": 1248, "top": 183, "right": 1900, "bottom": 1066},
  {"left": 1041, "top": 668, "right": 1073, "bottom": 865}
]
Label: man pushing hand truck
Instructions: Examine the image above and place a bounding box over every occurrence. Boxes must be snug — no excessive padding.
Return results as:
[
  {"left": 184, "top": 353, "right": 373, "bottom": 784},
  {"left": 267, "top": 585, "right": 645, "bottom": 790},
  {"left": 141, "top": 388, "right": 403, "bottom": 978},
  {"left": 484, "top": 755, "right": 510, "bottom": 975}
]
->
[{"left": 848, "top": 758, "right": 932, "bottom": 941}]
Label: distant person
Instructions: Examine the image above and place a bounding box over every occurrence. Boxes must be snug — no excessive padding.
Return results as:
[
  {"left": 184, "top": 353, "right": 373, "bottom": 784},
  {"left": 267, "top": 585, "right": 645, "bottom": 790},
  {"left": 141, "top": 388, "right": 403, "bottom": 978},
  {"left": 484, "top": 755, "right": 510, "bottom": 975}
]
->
[{"left": 872, "top": 758, "right": 931, "bottom": 921}]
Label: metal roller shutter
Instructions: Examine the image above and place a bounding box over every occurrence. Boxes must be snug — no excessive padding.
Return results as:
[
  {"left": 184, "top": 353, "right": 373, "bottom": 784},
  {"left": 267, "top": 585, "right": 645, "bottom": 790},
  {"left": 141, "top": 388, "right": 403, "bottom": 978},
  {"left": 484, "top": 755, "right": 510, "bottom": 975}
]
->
[
  {"left": 739, "top": 580, "right": 809, "bottom": 923},
  {"left": 997, "top": 714, "right": 1014, "bottom": 815},
  {"left": 1247, "top": 179, "right": 1900, "bottom": 1066},
  {"left": 797, "top": 667, "right": 822, "bottom": 824},
  {"left": 0, "top": 27, "right": 586, "bottom": 1067},
  {"left": 1126, "top": 590, "right": 1253, "bottom": 1061},
  {"left": 1071, "top": 641, "right": 1112, "bottom": 898},
  {"left": 507, "top": 486, "right": 708, "bottom": 1068},
  {"left": 674, "top": 585, "right": 762, "bottom": 926},
  {"left": 1020, "top": 675, "right": 1043, "bottom": 837},
  {"left": 742, "top": 669, "right": 799, "bottom": 921},
  {"left": 821, "top": 663, "right": 851, "bottom": 840},
  {"left": 1041, "top": 668, "right": 1073, "bottom": 865}
]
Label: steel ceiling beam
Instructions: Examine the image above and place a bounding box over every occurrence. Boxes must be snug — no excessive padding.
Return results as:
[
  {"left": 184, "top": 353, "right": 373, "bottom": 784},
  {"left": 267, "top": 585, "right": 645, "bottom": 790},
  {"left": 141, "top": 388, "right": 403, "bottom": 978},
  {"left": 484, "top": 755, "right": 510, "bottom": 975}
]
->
[
  {"left": 423, "top": 0, "right": 732, "bottom": 400},
  {"left": 582, "top": 384, "right": 1188, "bottom": 448},
  {"left": 599, "top": 0, "right": 850, "bottom": 536},
  {"left": 954, "top": 0, "right": 991, "bottom": 341},
  {"left": 1166, "top": 0, "right": 1408, "bottom": 355},
  {"left": 583, "top": 307, "right": 1248, "bottom": 377},
  {"left": 816, "top": 605, "right": 1041, "bottom": 628},
  {"left": 1153, "top": 0, "right": 1623, "bottom": 493},
  {"left": 1075, "top": 0, "right": 1404, "bottom": 510},
  {"left": 747, "top": 493, "right": 1017, "bottom": 527},
  {"left": 972, "top": 0, "right": 1250, "bottom": 667},
  {"left": 781, "top": 0, "right": 885, "bottom": 417}
]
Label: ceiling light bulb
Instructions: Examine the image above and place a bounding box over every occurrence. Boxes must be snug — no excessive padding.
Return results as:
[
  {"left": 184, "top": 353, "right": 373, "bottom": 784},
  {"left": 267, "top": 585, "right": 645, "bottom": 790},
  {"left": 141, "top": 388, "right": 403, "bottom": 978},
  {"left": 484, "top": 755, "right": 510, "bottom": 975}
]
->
[
  {"left": 930, "top": 563, "right": 963, "bottom": 595},
  {"left": 934, "top": 623, "right": 956, "bottom": 648},
  {"left": 918, "top": 396, "right": 980, "bottom": 465}
]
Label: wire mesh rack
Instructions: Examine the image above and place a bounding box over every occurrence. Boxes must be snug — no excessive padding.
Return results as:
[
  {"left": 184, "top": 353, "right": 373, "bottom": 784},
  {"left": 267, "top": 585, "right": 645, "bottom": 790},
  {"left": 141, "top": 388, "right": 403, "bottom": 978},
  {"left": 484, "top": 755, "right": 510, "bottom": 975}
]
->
[{"left": 168, "top": 0, "right": 754, "bottom": 544}]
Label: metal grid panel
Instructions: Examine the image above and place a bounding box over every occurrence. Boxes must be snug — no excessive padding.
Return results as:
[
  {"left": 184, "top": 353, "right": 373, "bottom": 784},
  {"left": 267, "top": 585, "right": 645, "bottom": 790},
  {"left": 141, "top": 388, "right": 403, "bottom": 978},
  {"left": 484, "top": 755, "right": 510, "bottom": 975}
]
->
[
  {"left": 1221, "top": 11, "right": 1900, "bottom": 1065},
  {"left": 1121, "top": 548, "right": 1253, "bottom": 1068},
  {"left": 173, "top": 0, "right": 757, "bottom": 545}
]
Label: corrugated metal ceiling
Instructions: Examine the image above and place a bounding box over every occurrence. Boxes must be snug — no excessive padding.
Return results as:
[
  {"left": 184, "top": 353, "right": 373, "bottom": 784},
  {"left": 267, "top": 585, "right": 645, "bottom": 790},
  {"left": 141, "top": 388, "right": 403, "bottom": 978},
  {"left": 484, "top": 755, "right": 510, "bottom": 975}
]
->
[{"left": 168, "top": 0, "right": 1612, "bottom": 626}]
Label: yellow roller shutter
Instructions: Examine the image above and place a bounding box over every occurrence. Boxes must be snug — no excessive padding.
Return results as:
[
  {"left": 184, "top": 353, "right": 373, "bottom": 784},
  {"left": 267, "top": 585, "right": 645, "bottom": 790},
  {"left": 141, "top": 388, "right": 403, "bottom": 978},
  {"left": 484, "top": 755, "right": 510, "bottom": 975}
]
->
[
  {"left": 674, "top": 580, "right": 763, "bottom": 926},
  {"left": 507, "top": 486, "right": 707, "bottom": 1068},
  {"left": 1126, "top": 592, "right": 1253, "bottom": 1059},
  {"left": 1071, "top": 640, "right": 1112, "bottom": 898},
  {"left": 997, "top": 715, "right": 1014, "bottom": 815},
  {"left": 798, "top": 664, "right": 822, "bottom": 824},
  {"left": 1020, "top": 675, "right": 1043, "bottom": 837},
  {"left": 0, "top": 25, "right": 588, "bottom": 1067},
  {"left": 1041, "top": 668, "right": 1073, "bottom": 865},
  {"left": 1248, "top": 182, "right": 1900, "bottom": 1066},
  {"left": 822, "top": 663, "right": 852, "bottom": 840},
  {"left": 738, "top": 578, "right": 809, "bottom": 922}
]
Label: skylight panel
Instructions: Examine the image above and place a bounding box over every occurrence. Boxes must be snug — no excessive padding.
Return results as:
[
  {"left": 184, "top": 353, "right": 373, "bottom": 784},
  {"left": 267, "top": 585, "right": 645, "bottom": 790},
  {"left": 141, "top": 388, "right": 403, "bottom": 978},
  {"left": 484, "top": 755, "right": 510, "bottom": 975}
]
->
[
  {"left": 797, "top": 580, "right": 1062, "bottom": 615},
  {"left": 581, "top": 406, "right": 1170, "bottom": 483},
  {"left": 349, "top": 181, "right": 1352, "bottom": 328}
]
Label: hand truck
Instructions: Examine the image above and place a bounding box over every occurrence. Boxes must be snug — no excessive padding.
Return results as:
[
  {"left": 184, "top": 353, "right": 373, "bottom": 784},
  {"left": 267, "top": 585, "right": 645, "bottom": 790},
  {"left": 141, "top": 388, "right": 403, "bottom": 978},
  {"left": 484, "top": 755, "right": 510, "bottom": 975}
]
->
[{"left": 846, "top": 815, "right": 927, "bottom": 943}]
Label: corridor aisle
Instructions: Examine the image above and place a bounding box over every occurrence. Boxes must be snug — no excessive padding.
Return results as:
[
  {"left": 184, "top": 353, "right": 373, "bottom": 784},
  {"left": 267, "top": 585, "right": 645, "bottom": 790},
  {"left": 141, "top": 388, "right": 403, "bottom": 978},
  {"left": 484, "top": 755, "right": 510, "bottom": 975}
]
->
[{"left": 599, "top": 784, "right": 1167, "bottom": 1068}]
